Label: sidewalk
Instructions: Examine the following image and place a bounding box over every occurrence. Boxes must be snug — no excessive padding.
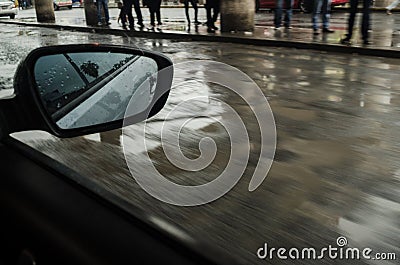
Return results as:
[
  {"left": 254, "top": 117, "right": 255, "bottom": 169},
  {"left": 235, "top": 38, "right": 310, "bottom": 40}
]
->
[{"left": 1, "top": 8, "right": 400, "bottom": 58}]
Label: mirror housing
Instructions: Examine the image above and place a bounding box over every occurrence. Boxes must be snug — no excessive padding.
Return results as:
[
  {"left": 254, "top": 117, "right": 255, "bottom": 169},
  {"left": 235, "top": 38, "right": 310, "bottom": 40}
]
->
[{"left": 0, "top": 44, "right": 173, "bottom": 139}]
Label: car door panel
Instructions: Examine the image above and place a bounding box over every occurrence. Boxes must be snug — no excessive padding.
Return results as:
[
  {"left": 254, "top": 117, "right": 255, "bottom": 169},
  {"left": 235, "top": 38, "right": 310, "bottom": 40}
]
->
[{"left": 0, "top": 140, "right": 223, "bottom": 265}]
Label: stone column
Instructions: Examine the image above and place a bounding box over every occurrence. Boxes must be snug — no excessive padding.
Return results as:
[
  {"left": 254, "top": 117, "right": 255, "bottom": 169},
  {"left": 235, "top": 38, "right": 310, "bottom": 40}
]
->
[
  {"left": 34, "top": 0, "right": 55, "bottom": 23},
  {"left": 220, "top": 0, "right": 255, "bottom": 32},
  {"left": 84, "top": 0, "right": 101, "bottom": 26}
]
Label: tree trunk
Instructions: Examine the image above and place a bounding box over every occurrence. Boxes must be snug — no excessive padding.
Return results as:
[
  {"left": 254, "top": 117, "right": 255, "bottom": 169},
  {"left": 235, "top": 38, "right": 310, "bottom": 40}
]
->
[
  {"left": 220, "top": 0, "right": 255, "bottom": 32},
  {"left": 34, "top": 0, "right": 55, "bottom": 23}
]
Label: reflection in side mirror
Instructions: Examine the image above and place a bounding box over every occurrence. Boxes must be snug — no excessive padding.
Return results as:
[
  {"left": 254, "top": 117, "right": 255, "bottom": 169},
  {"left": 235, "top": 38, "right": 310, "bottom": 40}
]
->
[{"left": 34, "top": 52, "right": 158, "bottom": 130}]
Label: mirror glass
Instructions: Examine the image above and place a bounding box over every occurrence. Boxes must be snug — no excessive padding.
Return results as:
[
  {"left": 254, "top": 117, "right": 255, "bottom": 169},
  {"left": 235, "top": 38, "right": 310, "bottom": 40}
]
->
[{"left": 34, "top": 52, "right": 158, "bottom": 129}]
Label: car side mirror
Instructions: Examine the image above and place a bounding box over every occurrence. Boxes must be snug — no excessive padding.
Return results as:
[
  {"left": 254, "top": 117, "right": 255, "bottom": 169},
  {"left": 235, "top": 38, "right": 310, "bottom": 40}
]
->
[{"left": 0, "top": 44, "right": 173, "bottom": 139}]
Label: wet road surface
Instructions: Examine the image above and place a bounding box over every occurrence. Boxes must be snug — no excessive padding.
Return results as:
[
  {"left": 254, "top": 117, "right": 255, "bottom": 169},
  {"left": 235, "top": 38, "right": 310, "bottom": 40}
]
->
[{"left": 1, "top": 24, "right": 399, "bottom": 264}]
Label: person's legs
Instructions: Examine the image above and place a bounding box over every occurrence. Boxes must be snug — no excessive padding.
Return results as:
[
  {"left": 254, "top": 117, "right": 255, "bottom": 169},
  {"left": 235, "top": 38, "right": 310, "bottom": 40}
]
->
[
  {"left": 120, "top": 4, "right": 127, "bottom": 26},
  {"left": 103, "top": 0, "right": 110, "bottom": 23},
  {"left": 184, "top": 0, "right": 190, "bottom": 23},
  {"left": 322, "top": 0, "right": 332, "bottom": 30},
  {"left": 312, "top": 0, "right": 322, "bottom": 30},
  {"left": 274, "top": 0, "right": 283, "bottom": 28},
  {"left": 283, "top": 0, "right": 293, "bottom": 27},
  {"left": 156, "top": 0, "right": 161, "bottom": 25},
  {"left": 205, "top": 3, "right": 212, "bottom": 26},
  {"left": 341, "top": 0, "right": 357, "bottom": 43},
  {"left": 205, "top": 2, "right": 214, "bottom": 32},
  {"left": 213, "top": 0, "right": 220, "bottom": 23},
  {"left": 361, "top": 0, "right": 371, "bottom": 42},
  {"left": 149, "top": 5, "right": 155, "bottom": 26},
  {"left": 123, "top": 0, "right": 134, "bottom": 27},
  {"left": 156, "top": 10, "right": 161, "bottom": 24},
  {"left": 190, "top": 0, "right": 199, "bottom": 23},
  {"left": 97, "top": 0, "right": 103, "bottom": 24},
  {"left": 133, "top": 0, "right": 143, "bottom": 24},
  {"left": 347, "top": 0, "right": 358, "bottom": 39}
]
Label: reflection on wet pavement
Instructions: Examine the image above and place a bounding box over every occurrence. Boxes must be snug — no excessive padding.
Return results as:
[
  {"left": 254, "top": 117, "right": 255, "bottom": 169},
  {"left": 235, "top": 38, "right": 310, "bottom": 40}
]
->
[
  {"left": 7, "top": 8, "right": 400, "bottom": 49},
  {"left": 1, "top": 24, "right": 399, "bottom": 264}
]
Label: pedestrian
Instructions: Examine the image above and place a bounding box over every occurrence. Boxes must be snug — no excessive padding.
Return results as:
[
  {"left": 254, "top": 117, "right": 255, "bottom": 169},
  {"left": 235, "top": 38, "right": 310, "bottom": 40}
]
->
[
  {"left": 205, "top": 0, "right": 220, "bottom": 33},
  {"left": 120, "top": 0, "right": 144, "bottom": 29},
  {"left": 133, "top": 0, "right": 145, "bottom": 27},
  {"left": 117, "top": 0, "right": 126, "bottom": 25},
  {"left": 312, "top": 0, "right": 334, "bottom": 35},
  {"left": 96, "top": 0, "right": 111, "bottom": 26},
  {"left": 19, "top": 0, "right": 26, "bottom": 9},
  {"left": 183, "top": 0, "right": 200, "bottom": 26},
  {"left": 340, "top": 0, "right": 371, "bottom": 45},
  {"left": 17, "top": 0, "right": 23, "bottom": 10},
  {"left": 274, "top": 0, "right": 293, "bottom": 30},
  {"left": 386, "top": 0, "right": 399, "bottom": 15},
  {"left": 147, "top": 0, "right": 162, "bottom": 29}
]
